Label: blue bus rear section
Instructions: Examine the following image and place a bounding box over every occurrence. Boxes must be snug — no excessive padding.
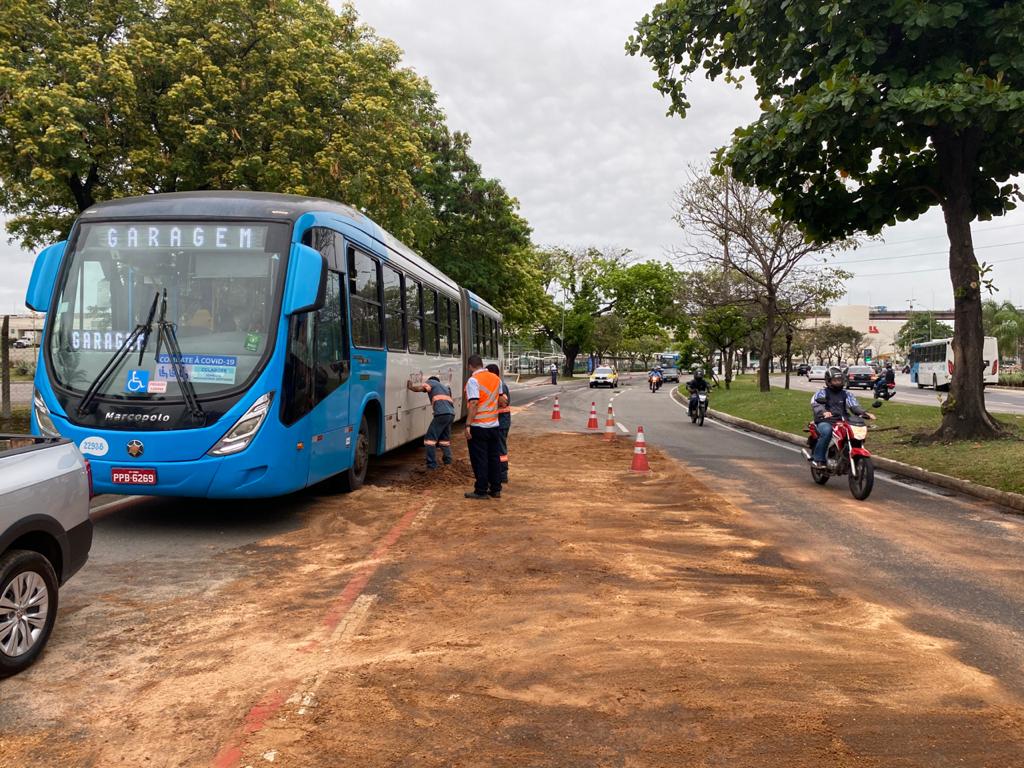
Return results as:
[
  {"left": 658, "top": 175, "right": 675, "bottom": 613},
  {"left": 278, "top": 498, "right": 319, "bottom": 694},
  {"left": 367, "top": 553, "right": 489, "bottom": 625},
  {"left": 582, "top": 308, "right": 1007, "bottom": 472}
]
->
[{"left": 29, "top": 192, "right": 502, "bottom": 499}]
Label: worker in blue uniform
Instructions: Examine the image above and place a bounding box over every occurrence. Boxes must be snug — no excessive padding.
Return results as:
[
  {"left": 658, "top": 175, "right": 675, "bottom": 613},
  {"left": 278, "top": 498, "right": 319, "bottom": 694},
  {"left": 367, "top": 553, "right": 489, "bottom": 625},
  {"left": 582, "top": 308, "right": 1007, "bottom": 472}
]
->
[{"left": 408, "top": 375, "right": 455, "bottom": 469}]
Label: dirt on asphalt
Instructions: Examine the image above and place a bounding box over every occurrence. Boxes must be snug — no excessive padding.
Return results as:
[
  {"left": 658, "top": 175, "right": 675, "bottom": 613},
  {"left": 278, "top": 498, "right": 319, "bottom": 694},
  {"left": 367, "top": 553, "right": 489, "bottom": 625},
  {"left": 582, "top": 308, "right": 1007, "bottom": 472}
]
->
[{"left": 1, "top": 429, "right": 1022, "bottom": 767}]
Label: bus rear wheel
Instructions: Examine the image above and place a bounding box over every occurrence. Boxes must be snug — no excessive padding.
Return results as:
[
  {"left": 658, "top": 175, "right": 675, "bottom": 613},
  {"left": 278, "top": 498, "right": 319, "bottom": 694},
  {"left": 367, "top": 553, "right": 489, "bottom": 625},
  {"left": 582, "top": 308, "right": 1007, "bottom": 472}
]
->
[{"left": 338, "top": 416, "right": 370, "bottom": 492}]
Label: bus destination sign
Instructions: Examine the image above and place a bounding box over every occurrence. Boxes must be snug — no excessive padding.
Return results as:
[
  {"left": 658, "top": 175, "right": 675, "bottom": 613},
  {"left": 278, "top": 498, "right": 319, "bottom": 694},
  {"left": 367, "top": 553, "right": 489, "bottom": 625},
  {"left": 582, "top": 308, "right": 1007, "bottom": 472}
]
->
[{"left": 84, "top": 223, "right": 269, "bottom": 251}]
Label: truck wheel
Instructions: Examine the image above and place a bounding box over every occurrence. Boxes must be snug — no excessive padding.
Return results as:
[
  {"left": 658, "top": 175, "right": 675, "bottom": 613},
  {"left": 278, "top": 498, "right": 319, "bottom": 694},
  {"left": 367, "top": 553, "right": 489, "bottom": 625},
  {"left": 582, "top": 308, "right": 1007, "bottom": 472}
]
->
[
  {"left": 337, "top": 416, "right": 371, "bottom": 492},
  {"left": 0, "top": 550, "right": 59, "bottom": 678}
]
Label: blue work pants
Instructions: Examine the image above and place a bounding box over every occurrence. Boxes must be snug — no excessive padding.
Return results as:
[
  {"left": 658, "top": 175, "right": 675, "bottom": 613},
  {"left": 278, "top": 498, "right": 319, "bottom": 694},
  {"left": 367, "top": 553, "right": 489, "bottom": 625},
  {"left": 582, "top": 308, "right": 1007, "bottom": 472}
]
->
[{"left": 424, "top": 414, "right": 453, "bottom": 469}]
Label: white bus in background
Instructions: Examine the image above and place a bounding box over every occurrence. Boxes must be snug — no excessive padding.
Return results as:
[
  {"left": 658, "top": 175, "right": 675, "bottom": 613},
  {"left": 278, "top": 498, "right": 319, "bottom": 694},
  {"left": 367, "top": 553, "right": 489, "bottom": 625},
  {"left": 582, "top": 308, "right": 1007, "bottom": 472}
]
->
[{"left": 908, "top": 337, "right": 999, "bottom": 390}]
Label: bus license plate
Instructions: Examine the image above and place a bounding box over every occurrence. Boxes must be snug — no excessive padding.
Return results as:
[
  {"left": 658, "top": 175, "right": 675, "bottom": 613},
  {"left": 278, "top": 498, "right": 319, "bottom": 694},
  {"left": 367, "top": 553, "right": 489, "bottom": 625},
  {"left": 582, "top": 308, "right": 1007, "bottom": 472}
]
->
[{"left": 111, "top": 468, "right": 157, "bottom": 485}]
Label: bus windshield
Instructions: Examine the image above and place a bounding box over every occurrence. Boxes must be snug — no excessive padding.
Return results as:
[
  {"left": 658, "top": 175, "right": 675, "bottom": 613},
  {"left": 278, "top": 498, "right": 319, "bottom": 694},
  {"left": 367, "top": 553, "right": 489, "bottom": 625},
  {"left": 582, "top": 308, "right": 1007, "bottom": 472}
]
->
[{"left": 48, "top": 220, "right": 289, "bottom": 400}]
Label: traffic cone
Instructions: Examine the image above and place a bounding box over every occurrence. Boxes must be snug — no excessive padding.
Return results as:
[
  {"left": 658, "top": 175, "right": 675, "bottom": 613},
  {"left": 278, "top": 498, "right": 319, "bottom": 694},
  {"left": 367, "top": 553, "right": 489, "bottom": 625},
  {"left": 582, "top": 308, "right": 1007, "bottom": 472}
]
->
[
  {"left": 629, "top": 426, "right": 652, "bottom": 473},
  {"left": 603, "top": 404, "right": 616, "bottom": 442},
  {"left": 551, "top": 396, "right": 561, "bottom": 421},
  {"left": 586, "top": 402, "right": 599, "bottom": 430}
]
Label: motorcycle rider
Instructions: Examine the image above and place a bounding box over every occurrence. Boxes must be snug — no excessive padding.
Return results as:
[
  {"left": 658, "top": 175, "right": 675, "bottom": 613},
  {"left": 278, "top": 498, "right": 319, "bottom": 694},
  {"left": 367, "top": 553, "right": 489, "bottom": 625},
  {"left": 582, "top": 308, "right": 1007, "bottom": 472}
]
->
[
  {"left": 648, "top": 365, "right": 664, "bottom": 392},
  {"left": 873, "top": 360, "right": 896, "bottom": 400},
  {"left": 685, "top": 368, "right": 711, "bottom": 417},
  {"left": 811, "top": 367, "right": 875, "bottom": 468}
]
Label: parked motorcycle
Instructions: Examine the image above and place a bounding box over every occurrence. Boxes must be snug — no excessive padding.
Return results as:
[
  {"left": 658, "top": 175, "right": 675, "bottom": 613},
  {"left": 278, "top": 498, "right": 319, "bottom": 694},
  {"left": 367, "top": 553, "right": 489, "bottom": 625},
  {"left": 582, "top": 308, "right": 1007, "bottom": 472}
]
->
[
  {"left": 690, "top": 392, "right": 709, "bottom": 426},
  {"left": 801, "top": 416, "right": 875, "bottom": 500}
]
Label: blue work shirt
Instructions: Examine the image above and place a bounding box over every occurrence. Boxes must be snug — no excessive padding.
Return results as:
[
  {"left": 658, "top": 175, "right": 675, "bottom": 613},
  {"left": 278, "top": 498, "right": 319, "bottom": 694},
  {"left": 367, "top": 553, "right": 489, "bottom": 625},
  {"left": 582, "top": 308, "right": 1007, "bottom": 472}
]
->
[{"left": 426, "top": 379, "right": 455, "bottom": 416}]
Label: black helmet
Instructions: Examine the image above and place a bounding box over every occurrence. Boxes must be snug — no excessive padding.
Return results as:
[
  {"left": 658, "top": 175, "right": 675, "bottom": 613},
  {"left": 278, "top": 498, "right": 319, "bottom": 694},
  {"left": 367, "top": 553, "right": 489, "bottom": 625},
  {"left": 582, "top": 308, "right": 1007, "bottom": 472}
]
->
[
  {"left": 826, "top": 366, "right": 845, "bottom": 390},
  {"left": 884, "top": 361, "right": 893, "bottom": 369},
  {"left": 694, "top": 368, "right": 704, "bottom": 378}
]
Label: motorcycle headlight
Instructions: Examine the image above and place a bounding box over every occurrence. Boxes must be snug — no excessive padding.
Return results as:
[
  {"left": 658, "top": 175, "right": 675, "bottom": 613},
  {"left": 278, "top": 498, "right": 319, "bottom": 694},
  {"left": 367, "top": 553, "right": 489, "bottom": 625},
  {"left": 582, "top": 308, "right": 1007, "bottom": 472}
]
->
[
  {"left": 208, "top": 392, "right": 274, "bottom": 456},
  {"left": 33, "top": 390, "right": 60, "bottom": 437},
  {"left": 851, "top": 425, "right": 868, "bottom": 440}
]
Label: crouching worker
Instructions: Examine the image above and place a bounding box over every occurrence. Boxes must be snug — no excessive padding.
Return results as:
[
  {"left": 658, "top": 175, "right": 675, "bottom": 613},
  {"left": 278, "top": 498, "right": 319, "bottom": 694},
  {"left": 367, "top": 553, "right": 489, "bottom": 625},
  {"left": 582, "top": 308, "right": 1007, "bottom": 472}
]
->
[{"left": 408, "top": 375, "right": 455, "bottom": 469}]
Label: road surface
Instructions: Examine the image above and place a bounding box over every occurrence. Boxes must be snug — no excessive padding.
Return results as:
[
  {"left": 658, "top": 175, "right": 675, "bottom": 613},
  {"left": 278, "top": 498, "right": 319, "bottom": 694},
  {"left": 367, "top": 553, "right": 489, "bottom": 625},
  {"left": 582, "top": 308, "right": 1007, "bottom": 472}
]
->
[
  {"left": 548, "top": 378, "right": 1024, "bottom": 697},
  {"left": 0, "top": 377, "right": 1021, "bottom": 767},
  {"left": 778, "top": 372, "right": 1024, "bottom": 414}
]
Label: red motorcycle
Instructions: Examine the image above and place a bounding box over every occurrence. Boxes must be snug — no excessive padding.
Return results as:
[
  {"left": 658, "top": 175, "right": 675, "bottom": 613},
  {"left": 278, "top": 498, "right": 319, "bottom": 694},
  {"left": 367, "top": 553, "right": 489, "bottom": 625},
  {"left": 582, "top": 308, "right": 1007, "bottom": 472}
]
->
[{"left": 802, "top": 417, "right": 875, "bottom": 500}]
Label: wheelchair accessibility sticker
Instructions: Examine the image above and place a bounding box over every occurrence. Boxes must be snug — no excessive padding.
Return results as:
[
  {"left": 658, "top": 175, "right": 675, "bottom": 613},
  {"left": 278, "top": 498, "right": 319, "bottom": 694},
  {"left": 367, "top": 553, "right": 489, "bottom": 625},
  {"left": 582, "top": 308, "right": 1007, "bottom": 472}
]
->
[{"left": 125, "top": 369, "right": 150, "bottom": 393}]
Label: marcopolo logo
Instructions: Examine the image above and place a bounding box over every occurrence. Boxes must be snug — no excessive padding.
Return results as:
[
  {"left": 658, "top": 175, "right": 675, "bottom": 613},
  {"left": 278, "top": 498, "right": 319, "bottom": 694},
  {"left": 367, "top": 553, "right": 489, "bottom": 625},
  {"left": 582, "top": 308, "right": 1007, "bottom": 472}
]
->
[
  {"left": 79, "top": 436, "right": 109, "bottom": 457},
  {"left": 104, "top": 411, "right": 171, "bottom": 424}
]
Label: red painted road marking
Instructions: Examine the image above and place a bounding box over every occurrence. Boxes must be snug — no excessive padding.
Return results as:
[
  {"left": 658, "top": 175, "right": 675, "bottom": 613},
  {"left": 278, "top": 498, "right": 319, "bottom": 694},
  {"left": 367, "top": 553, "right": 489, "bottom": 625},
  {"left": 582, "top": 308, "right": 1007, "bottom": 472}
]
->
[{"left": 210, "top": 495, "right": 430, "bottom": 767}]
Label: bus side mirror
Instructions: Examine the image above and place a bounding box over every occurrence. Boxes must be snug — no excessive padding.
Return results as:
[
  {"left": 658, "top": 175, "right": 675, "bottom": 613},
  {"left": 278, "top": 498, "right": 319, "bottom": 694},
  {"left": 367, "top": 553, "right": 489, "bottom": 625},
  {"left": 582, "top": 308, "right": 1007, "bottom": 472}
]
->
[
  {"left": 283, "top": 243, "right": 326, "bottom": 315},
  {"left": 25, "top": 241, "right": 68, "bottom": 312}
]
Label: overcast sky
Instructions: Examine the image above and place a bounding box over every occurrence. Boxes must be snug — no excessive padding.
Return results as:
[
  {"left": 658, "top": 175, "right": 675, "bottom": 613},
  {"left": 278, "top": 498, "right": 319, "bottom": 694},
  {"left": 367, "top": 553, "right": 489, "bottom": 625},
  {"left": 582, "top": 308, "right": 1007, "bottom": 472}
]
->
[{"left": 2, "top": 0, "right": 1023, "bottom": 314}]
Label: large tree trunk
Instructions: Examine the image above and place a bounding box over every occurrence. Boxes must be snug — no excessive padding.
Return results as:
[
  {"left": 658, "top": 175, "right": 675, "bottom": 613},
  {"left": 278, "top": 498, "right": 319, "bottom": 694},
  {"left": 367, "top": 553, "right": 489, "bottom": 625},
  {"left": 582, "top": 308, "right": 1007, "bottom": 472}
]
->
[
  {"left": 758, "top": 296, "right": 776, "bottom": 392},
  {"left": 935, "top": 130, "right": 1001, "bottom": 439},
  {"left": 724, "top": 346, "right": 734, "bottom": 390},
  {"left": 784, "top": 331, "right": 793, "bottom": 390},
  {"left": 563, "top": 347, "right": 579, "bottom": 378}
]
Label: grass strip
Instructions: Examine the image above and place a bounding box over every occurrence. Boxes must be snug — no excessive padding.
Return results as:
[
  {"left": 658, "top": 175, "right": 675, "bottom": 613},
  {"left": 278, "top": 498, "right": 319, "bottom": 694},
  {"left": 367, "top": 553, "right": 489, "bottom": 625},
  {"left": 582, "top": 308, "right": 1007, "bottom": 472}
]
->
[{"left": 699, "top": 376, "right": 1024, "bottom": 496}]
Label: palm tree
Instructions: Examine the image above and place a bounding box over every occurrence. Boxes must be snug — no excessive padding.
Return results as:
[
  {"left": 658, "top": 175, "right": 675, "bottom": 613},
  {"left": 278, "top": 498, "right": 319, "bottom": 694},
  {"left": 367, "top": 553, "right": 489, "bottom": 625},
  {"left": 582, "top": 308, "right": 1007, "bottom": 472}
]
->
[{"left": 982, "top": 300, "right": 1024, "bottom": 362}]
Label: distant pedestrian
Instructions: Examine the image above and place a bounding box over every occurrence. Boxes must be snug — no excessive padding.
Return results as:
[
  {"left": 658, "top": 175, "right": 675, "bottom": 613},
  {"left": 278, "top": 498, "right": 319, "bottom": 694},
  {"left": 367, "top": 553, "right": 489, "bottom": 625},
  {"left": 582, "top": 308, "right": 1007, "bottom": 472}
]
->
[
  {"left": 487, "top": 364, "right": 511, "bottom": 483},
  {"left": 464, "top": 355, "right": 508, "bottom": 499},
  {"left": 407, "top": 375, "right": 455, "bottom": 469},
  {"left": 549, "top": 363, "right": 558, "bottom": 385}
]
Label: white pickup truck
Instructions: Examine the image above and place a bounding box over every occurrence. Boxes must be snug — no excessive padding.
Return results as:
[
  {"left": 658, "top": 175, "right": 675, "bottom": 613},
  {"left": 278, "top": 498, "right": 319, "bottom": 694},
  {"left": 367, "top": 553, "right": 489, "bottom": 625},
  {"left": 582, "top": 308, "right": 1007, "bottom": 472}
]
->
[{"left": 0, "top": 435, "right": 93, "bottom": 676}]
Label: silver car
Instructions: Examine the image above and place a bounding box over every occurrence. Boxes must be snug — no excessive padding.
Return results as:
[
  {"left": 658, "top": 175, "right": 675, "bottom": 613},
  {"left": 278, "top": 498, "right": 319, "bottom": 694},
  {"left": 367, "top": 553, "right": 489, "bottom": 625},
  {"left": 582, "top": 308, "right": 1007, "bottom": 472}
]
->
[{"left": 0, "top": 435, "right": 93, "bottom": 676}]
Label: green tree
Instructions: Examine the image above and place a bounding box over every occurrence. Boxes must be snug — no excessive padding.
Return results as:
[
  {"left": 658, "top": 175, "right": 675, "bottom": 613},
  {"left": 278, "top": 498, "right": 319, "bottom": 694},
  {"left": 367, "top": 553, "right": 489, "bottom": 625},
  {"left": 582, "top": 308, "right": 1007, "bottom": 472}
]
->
[
  {"left": 413, "top": 127, "right": 540, "bottom": 326},
  {"left": 673, "top": 170, "right": 851, "bottom": 392},
  {"left": 629, "top": 0, "right": 1024, "bottom": 437},
  {"left": 696, "top": 305, "right": 751, "bottom": 389},
  {"left": 982, "top": 300, "right": 1024, "bottom": 360},
  {"left": 894, "top": 313, "right": 956, "bottom": 354},
  {"left": 1, "top": 0, "right": 444, "bottom": 245},
  {"left": 541, "top": 247, "right": 680, "bottom": 375}
]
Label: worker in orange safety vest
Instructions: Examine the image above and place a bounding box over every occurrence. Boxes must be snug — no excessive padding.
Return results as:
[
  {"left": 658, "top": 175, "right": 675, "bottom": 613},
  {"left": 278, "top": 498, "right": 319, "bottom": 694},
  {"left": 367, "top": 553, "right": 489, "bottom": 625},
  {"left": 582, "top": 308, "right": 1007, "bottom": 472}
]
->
[{"left": 464, "top": 354, "right": 508, "bottom": 499}]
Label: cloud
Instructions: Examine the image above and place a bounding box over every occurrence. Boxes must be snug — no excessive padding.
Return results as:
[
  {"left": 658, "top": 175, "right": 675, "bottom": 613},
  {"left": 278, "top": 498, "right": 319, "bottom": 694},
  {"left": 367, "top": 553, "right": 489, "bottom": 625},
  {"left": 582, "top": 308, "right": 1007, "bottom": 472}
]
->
[{"left": 2, "top": 2, "right": 1022, "bottom": 314}]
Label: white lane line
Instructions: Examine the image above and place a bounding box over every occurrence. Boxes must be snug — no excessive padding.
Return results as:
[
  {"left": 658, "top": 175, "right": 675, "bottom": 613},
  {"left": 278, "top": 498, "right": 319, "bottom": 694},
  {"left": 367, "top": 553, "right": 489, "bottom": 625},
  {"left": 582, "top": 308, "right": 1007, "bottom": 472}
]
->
[
  {"left": 536, "top": 396, "right": 550, "bottom": 402},
  {"left": 666, "top": 387, "right": 972, "bottom": 503},
  {"left": 90, "top": 495, "right": 145, "bottom": 520},
  {"left": 616, "top": 422, "right": 630, "bottom": 434}
]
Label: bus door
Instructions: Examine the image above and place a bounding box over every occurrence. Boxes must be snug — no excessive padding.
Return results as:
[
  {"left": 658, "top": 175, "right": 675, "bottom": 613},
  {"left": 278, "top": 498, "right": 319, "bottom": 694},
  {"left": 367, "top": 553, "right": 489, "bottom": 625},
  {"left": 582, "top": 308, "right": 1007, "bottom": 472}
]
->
[{"left": 307, "top": 269, "right": 351, "bottom": 484}]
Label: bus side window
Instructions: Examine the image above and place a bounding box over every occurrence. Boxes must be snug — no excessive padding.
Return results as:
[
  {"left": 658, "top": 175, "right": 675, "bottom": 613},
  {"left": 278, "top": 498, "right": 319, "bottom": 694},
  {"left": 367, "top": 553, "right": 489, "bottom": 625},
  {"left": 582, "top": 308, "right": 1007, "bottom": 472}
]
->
[
  {"left": 349, "top": 248, "right": 383, "bottom": 348},
  {"left": 407, "top": 279, "right": 423, "bottom": 353},
  {"left": 424, "top": 287, "right": 439, "bottom": 354},
  {"left": 314, "top": 271, "right": 349, "bottom": 404},
  {"left": 451, "top": 300, "right": 461, "bottom": 356}
]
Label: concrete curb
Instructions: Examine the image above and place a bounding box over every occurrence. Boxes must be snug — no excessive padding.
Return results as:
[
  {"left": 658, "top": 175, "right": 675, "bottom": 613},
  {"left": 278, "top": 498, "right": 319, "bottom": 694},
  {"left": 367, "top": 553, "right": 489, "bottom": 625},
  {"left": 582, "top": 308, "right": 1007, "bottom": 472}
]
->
[{"left": 706, "top": 408, "right": 1024, "bottom": 515}]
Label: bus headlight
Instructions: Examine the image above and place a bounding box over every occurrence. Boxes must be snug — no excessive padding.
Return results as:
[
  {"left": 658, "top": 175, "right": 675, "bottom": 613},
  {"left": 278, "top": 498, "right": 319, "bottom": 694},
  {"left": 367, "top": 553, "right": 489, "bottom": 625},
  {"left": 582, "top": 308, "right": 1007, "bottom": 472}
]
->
[
  {"left": 33, "top": 390, "right": 60, "bottom": 437},
  {"left": 209, "top": 392, "right": 274, "bottom": 456}
]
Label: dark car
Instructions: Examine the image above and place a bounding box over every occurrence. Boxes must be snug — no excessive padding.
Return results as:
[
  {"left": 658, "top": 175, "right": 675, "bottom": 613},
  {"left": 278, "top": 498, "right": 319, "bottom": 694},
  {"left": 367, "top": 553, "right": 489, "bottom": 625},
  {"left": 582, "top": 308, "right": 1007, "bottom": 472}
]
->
[
  {"left": 796, "top": 363, "right": 811, "bottom": 376},
  {"left": 845, "top": 365, "right": 879, "bottom": 389}
]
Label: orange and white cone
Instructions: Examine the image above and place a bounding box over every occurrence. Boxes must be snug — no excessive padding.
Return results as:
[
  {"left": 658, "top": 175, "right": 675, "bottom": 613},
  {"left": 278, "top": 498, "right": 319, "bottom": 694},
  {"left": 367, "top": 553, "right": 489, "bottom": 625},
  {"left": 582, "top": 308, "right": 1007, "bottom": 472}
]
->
[
  {"left": 603, "top": 404, "right": 616, "bottom": 441},
  {"left": 551, "top": 396, "right": 561, "bottom": 421},
  {"left": 586, "top": 401, "right": 599, "bottom": 430},
  {"left": 629, "top": 426, "right": 652, "bottom": 473}
]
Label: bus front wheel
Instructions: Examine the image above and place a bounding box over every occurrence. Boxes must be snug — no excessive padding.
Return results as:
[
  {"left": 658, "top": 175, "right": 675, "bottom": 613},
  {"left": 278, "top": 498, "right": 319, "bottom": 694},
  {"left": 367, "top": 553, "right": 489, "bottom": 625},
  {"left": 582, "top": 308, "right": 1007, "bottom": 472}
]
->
[{"left": 339, "top": 416, "right": 370, "bottom": 492}]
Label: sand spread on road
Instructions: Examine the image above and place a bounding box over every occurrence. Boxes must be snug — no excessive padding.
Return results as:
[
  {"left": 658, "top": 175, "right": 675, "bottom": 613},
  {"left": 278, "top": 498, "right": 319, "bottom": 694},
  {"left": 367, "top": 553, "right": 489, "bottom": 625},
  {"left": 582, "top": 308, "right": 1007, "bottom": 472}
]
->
[{"left": 1, "top": 431, "right": 1021, "bottom": 767}]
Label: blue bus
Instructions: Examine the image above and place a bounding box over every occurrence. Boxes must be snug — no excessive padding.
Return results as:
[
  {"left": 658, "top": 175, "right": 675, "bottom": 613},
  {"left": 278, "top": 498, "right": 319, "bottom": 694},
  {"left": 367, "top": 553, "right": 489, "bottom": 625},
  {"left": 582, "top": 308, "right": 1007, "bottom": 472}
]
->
[{"left": 26, "top": 192, "right": 502, "bottom": 498}]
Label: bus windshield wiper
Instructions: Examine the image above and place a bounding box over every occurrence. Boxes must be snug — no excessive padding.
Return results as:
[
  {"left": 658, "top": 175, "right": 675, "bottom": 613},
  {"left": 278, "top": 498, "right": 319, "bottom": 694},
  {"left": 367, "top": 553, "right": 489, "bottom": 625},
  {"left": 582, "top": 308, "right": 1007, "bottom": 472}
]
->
[
  {"left": 77, "top": 291, "right": 160, "bottom": 416},
  {"left": 152, "top": 290, "right": 205, "bottom": 421}
]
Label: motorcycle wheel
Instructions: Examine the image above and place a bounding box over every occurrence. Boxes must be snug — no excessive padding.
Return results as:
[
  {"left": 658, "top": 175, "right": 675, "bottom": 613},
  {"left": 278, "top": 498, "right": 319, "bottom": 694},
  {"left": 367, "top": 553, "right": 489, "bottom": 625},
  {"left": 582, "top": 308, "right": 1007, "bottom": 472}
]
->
[
  {"left": 810, "top": 464, "right": 830, "bottom": 485},
  {"left": 697, "top": 407, "right": 705, "bottom": 426},
  {"left": 849, "top": 456, "right": 875, "bottom": 500}
]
